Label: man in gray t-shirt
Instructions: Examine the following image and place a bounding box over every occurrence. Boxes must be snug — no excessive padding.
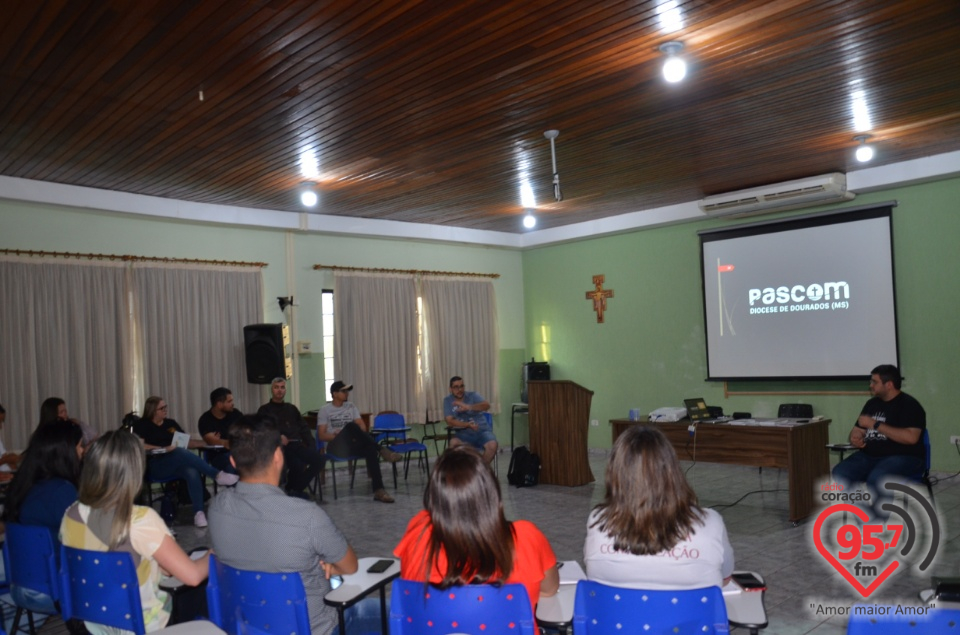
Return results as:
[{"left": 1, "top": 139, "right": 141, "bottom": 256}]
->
[
  {"left": 317, "top": 380, "right": 401, "bottom": 503},
  {"left": 209, "top": 414, "right": 362, "bottom": 635}
]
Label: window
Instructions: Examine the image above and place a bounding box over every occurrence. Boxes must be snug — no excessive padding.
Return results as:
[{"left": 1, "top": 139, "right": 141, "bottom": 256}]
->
[{"left": 322, "top": 289, "right": 335, "bottom": 396}]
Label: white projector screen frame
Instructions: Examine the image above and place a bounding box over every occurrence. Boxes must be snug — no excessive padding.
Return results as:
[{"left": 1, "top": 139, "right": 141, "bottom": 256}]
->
[{"left": 699, "top": 205, "right": 899, "bottom": 381}]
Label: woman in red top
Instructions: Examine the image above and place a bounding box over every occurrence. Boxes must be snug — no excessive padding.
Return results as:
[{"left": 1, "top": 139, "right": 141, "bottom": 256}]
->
[{"left": 394, "top": 447, "right": 559, "bottom": 615}]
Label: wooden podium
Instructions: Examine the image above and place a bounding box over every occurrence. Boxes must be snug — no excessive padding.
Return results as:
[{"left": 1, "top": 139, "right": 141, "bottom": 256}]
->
[{"left": 528, "top": 380, "right": 594, "bottom": 486}]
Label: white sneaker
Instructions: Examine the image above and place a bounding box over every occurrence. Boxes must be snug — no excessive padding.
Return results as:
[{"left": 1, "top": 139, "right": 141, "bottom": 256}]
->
[
  {"left": 194, "top": 511, "right": 208, "bottom": 528},
  {"left": 216, "top": 471, "right": 239, "bottom": 486}
]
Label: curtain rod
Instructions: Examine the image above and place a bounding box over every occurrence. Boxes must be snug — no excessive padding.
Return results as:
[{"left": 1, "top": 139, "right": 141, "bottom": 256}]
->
[
  {"left": 313, "top": 264, "right": 499, "bottom": 279},
  {"left": 0, "top": 248, "right": 267, "bottom": 268}
]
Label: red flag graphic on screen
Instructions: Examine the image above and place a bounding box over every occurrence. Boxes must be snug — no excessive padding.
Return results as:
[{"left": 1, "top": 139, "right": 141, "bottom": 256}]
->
[{"left": 718, "top": 264, "right": 735, "bottom": 272}]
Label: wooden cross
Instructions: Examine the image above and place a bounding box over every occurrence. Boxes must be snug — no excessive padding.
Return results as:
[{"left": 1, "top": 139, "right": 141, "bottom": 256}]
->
[{"left": 585, "top": 274, "right": 614, "bottom": 323}]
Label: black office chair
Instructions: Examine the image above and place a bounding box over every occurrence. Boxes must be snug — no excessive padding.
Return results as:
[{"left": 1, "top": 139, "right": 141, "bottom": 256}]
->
[{"left": 777, "top": 403, "right": 813, "bottom": 418}]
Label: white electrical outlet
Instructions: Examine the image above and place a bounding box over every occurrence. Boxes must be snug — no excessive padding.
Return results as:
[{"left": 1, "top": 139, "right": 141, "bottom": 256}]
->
[
  {"left": 951, "top": 435, "right": 960, "bottom": 445},
  {"left": 590, "top": 419, "right": 599, "bottom": 427}
]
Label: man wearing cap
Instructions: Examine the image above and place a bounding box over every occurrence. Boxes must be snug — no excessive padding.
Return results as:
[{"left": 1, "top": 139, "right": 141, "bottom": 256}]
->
[
  {"left": 257, "top": 377, "right": 323, "bottom": 499},
  {"left": 317, "top": 380, "right": 401, "bottom": 504},
  {"left": 444, "top": 376, "right": 497, "bottom": 466}
]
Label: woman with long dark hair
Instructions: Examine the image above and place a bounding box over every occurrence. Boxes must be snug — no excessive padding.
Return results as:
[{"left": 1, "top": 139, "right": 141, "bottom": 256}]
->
[
  {"left": 132, "top": 396, "right": 237, "bottom": 527},
  {"left": 394, "top": 447, "right": 559, "bottom": 615},
  {"left": 2, "top": 422, "right": 84, "bottom": 617},
  {"left": 3, "top": 421, "right": 83, "bottom": 534},
  {"left": 60, "top": 430, "right": 209, "bottom": 632},
  {"left": 583, "top": 425, "right": 734, "bottom": 589},
  {"left": 38, "top": 397, "right": 99, "bottom": 446}
]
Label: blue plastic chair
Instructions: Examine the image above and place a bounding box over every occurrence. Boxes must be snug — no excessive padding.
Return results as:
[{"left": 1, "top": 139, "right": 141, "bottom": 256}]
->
[
  {"left": 3, "top": 523, "right": 60, "bottom": 635},
  {"left": 389, "top": 578, "right": 536, "bottom": 635},
  {"left": 374, "top": 413, "right": 428, "bottom": 484},
  {"left": 206, "top": 554, "right": 311, "bottom": 635},
  {"left": 573, "top": 580, "right": 730, "bottom": 634},
  {"left": 847, "top": 606, "right": 960, "bottom": 633},
  {"left": 314, "top": 434, "right": 362, "bottom": 500},
  {"left": 59, "top": 545, "right": 147, "bottom": 635}
]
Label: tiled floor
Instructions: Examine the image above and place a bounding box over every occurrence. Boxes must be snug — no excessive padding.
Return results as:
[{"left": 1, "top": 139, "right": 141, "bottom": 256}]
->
[{"left": 136, "top": 451, "right": 960, "bottom": 634}]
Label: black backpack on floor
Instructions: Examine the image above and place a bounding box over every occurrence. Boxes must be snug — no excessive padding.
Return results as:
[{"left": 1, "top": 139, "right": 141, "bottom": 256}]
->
[{"left": 507, "top": 446, "right": 541, "bottom": 488}]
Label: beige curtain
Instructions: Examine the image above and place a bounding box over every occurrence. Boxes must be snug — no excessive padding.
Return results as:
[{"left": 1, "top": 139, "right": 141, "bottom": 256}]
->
[
  {"left": 420, "top": 277, "right": 499, "bottom": 422},
  {"left": 131, "top": 263, "right": 263, "bottom": 433},
  {"left": 333, "top": 272, "right": 421, "bottom": 420},
  {"left": 0, "top": 257, "right": 130, "bottom": 448}
]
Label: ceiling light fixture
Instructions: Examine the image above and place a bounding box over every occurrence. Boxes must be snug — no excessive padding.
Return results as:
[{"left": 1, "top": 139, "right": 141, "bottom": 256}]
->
[
  {"left": 854, "top": 135, "right": 874, "bottom": 163},
  {"left": 523, "top": 212, "right": 537, "bottom": 229},
  {"left": 299, "top": 182, "right": 318, "bottom": 207},
  {"left": 543, "top": 129, "right": 562, "bottom": 202},
  {"left": 659, "top": 41, "right": 686, "bottom": 83}
]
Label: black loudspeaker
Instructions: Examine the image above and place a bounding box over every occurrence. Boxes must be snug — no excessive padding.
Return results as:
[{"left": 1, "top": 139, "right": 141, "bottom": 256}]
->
[
  {"left": 521, "top": 360, "right": 551, "bottom": 402},
  {"left": 525, "top": 362, "right": 550, "bottom": 381},
  {"left": 243, "top": 323, "right": 285, "bottom": 384}
]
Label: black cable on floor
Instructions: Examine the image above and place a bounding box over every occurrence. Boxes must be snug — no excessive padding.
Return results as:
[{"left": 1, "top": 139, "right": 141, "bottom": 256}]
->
[{"left": 708, "top": 488, "right": 789, "bottom": 511}]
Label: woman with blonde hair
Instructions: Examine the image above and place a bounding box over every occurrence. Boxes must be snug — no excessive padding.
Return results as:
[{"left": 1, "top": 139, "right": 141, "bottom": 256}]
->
[
  {"left": 60, "top": 430, "right": 210, "bottom": 633},
  {"left": 583, "top": 425, "right": 734, "bottom": 589},
  {"left": 394, "top": 447, "right": 559, "bottom": 616}
]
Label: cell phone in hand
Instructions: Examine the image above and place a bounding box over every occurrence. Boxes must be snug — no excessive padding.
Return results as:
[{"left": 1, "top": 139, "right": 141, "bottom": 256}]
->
[
  {"left": 367, "top": 559, "right": 394, "bottom": 574},
  {"left": 731, "top": 572, "right": 766, "bottom": 591}
]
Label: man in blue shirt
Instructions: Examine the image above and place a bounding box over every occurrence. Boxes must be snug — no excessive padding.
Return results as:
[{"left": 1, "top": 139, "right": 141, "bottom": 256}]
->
[{"left": 443, "top": 376, "right": 497, "bottom": 466}]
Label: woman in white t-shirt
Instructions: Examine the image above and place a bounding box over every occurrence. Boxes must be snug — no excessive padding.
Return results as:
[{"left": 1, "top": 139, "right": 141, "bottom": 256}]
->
[{"left": 583, "top": 425, "right": 734, "bottom": 590}]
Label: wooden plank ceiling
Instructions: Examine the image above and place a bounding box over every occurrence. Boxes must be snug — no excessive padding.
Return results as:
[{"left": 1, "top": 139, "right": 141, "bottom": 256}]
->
[{"left": 1, "top": 0, "right": 959, "bottom": 233}]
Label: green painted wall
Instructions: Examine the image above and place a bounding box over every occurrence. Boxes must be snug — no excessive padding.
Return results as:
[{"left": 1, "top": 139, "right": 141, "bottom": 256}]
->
[
  {"left": 0, "top": 200, "right": 525, "bottom": 422},
  {"left": 522, "top": 177, "right": 960, "bottom": 470}
]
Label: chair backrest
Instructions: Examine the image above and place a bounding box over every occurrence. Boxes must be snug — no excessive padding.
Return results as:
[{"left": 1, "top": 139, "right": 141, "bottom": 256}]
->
[
  {"left": 777, "top": 403, "right": 813, "bottom": 418},
  {"left": 847, "top": 606, "right": 960, "bottom": 633},
  {"left": 206, "top": 554, "right": 312, "bottom": 635},
  {"left": 373, "top": 412, "right": 407, "bottom": 444},
  {"left": 3, "top": 523, "right": 60, "bottom": 603},
  {"left": 373, "top": 412, "right": 405, "bottom": 429},
  {"left": 390, "top": 579, "right": 536, "bottom": 635},
  {"left": 573, "top": 581, "right": 730, "bottom": 634},
  {"left": 59, "top": 545, "right": 146, "bottom": 635},
  {"left": 483, "top": 412, "right": 493, "bottom": 426},
  {"left": 922, "top": 428, "right": 932, "bottom": 473}
]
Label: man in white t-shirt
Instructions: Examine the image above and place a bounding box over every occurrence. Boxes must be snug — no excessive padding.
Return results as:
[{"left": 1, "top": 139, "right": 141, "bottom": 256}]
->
[{"left": 317, "top": 381, "right": 401, "bottom": 504}]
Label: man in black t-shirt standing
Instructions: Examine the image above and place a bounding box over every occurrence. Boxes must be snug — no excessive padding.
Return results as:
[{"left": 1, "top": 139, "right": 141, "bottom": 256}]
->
[
  {"left": 832, "top": 364, "right": 926, "bottom": 515},
  {"left": 198, "top": 387, "right": 242, "bottom": 474}
]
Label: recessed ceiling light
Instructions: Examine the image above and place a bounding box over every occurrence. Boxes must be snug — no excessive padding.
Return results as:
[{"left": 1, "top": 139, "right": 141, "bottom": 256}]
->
[
  {"left": 853, "top": 135, "right": 874, "bottom": 163},
  {"left": 659, "top": 41, "right": 686, "bottom": 83},
  {"left": 300, "top": 182, "right": 318, "bottom": 207}
]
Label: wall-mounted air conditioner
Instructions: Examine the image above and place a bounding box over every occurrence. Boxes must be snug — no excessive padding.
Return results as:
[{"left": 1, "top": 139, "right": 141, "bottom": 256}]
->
[{"left": 698, "top": 173, "right": 855, "bottom": 217}]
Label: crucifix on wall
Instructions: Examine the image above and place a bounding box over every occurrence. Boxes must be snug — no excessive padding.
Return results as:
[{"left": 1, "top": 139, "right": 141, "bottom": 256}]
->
[{"left": 585, "top": 274, "right": 614, "bottom": 323}]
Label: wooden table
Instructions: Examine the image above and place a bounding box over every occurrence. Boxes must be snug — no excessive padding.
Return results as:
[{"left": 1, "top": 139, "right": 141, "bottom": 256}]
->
[{"left": 610, "top": 417, "right": 831, "bottom": 523}]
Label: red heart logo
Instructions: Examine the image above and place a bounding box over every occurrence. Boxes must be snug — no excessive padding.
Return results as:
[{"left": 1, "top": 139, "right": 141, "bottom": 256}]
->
[{"left": 813, "top": 504, "right": 900, "bottom": 598}]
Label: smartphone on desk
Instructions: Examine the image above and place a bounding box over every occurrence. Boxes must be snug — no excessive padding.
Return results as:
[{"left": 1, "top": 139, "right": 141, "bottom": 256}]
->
[
  {"left": 731, "top": 572, "right": 766, "bottom": 591},
  {"left": 367, "top": 559, "right": 394, "bottom": 574}
]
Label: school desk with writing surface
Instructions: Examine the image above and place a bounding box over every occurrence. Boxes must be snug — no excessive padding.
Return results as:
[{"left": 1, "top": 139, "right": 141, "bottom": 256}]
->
[{"left": 610, "top": 418, "right": 831, "bottom": 523}]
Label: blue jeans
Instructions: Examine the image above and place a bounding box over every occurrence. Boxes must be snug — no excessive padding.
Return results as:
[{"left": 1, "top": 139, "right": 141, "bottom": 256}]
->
[
  {"left": 146, "top": 448, "right": 220, "bottom": 514},
  {"left": 832, "top": 451, "right": 924, "bottom": 517}
]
